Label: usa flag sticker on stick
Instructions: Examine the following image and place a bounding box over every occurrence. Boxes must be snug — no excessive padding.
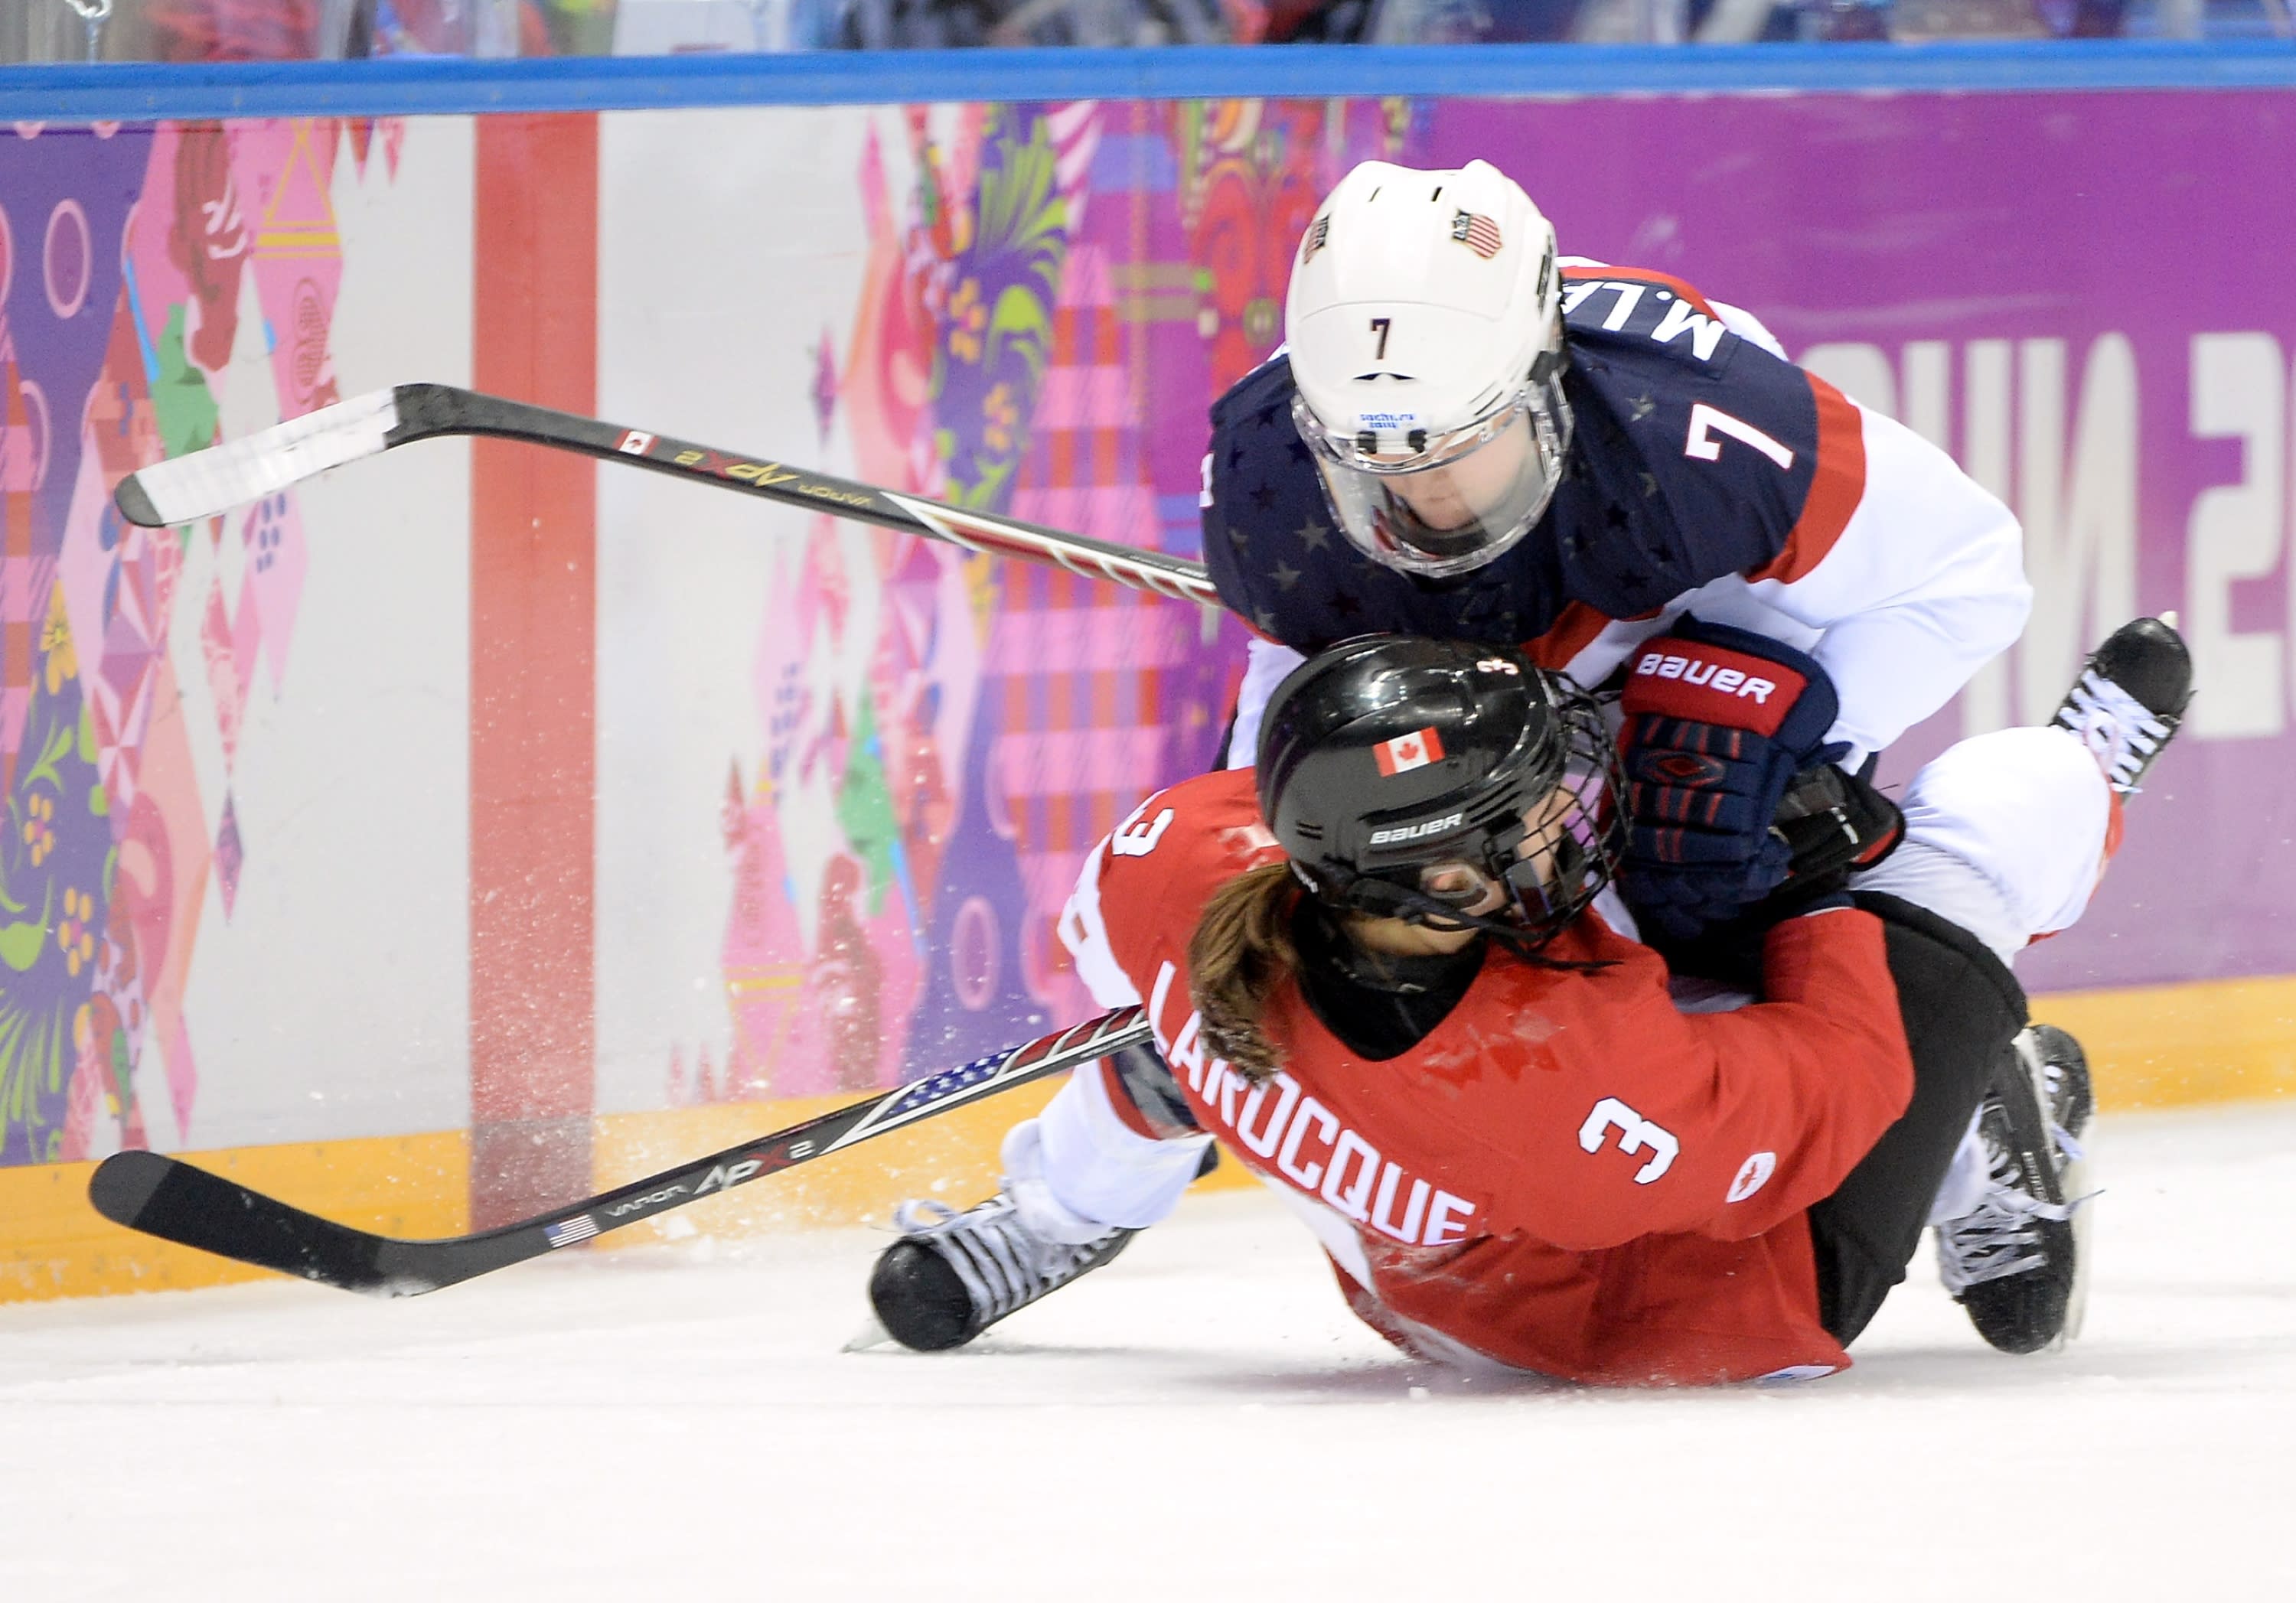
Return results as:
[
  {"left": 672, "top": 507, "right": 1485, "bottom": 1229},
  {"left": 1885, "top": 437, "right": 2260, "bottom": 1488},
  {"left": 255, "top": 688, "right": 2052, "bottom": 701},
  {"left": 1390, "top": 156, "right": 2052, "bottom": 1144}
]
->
[
  {"left": 544, "top": 1214, "right": 599, "bottom": 1248},
  {"left": 1375, "top": 727, "right": 1446, "bottom": 776}
]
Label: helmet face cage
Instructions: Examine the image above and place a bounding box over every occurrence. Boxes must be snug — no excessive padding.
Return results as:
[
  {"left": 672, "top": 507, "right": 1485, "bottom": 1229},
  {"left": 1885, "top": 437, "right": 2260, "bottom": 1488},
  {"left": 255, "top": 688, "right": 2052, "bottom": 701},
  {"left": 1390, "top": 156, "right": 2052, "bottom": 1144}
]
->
[
  {"left": 1292, "top": 361, "right": 1574, "bottom": 582},
  {"left": 1492, "top": 688, "right": 1622, "bottom": 940}
]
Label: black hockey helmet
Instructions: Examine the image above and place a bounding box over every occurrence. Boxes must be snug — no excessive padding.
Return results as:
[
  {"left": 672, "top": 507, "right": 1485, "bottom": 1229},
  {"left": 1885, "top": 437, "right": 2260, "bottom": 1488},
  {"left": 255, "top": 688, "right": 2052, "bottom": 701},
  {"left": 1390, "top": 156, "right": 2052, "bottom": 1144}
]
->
[{"left": 1254, "top": 636, "right": 1622, "bottom": 950}]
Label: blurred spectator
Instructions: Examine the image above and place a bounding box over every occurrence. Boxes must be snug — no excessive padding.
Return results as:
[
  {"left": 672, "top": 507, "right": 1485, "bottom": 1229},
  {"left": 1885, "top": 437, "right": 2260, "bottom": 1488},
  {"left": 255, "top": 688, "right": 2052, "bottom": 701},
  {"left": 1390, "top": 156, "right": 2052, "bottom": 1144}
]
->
[
  {"left": 146, "top": 0, "right": 331, "bottom": 57},
  {"left": 537, "top": 0, "right": 618, "bottom": 51},
  {"left": 7, "top": 0, "right": 2283, "bottom": 63},
  {"left": 142, "top": 0, "right": 559, "bottom": 58},
  {"left": 370, "top": 0, "right": 556, "bottom": 53},
  {"left": 1887, "top": 0, "right": 2131, "bottom": 34},
  {"left": 615, "top": 0, "right": 857, "bottom": 49},
  {"left": 1363, "top": 0, "right": 1619, "bottom": 39},
  {"left": 1256, "top": 0, "right": 1375, "bottom": 37},
  {"left": 833, "top": 0, "right": 1228, "bottom": 46}
]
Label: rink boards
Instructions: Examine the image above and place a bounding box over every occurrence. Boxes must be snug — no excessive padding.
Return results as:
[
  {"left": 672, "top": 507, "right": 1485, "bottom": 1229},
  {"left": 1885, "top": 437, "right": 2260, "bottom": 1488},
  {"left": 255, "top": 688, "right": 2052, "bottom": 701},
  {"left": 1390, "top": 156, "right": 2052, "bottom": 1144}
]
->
[{"left": 1, "top": 53, "right": 2293, "bottom": 1299}]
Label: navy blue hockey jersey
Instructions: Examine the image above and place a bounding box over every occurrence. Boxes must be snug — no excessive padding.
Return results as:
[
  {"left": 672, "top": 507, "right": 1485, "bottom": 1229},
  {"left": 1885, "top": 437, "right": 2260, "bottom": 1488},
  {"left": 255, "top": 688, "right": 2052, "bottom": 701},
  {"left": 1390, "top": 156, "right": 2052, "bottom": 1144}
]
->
[{"left": 1201, "top": 267, "right": 1866, "bottom": 673}]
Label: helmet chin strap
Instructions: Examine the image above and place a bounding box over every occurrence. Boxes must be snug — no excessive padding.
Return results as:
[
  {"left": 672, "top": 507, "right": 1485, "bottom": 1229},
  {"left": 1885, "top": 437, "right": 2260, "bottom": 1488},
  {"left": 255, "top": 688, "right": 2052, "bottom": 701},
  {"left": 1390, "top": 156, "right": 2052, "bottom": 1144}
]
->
[{"left": 1333, "top": 874, "right": 1604, "bottom": 969}]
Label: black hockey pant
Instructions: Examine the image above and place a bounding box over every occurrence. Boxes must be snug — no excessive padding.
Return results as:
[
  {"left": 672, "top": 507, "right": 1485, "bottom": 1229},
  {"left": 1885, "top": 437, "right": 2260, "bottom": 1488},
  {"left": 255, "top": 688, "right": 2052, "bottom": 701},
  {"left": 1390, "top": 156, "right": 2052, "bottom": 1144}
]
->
[{"left": 1804, "top": 891, "right": 2030, "bottom": 1347}]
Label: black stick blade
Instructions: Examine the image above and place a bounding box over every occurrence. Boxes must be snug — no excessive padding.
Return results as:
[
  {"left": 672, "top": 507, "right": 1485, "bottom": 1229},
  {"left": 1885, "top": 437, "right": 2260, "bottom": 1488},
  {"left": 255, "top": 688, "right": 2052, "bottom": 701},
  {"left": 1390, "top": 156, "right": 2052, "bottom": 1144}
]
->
[
  {"left": 88, "top": 1151, "right": 399, "bottom": 1295},
  {"left": 112, "top": 476, "right": 164, "bottom": 529},
  {"left": 86, "top": 1148, "right": 169, "bottom": 1226}
]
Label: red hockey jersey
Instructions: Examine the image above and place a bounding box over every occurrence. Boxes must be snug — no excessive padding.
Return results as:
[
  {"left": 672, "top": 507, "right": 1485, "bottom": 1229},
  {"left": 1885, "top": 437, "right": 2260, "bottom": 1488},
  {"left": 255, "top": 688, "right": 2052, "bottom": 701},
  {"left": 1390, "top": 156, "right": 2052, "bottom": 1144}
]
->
[{"left": 1074, "top": 767, "right": 1915, "bottom": 1385}]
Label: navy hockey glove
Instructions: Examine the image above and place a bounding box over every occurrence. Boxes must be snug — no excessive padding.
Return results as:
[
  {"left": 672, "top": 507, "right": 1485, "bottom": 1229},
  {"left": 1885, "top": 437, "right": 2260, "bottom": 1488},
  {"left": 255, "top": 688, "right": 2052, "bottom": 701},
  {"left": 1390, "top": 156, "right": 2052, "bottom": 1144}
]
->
[{"left": 1619, "top": 617, "right": 1851, "bottom": 945}]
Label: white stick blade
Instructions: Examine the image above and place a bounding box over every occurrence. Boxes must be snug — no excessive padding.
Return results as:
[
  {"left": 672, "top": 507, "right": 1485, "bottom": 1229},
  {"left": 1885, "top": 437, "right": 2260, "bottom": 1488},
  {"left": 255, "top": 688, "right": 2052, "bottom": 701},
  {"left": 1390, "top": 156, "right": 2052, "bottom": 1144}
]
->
[{"left": 116, "top": 388, "right": 402, "bottom": 526}]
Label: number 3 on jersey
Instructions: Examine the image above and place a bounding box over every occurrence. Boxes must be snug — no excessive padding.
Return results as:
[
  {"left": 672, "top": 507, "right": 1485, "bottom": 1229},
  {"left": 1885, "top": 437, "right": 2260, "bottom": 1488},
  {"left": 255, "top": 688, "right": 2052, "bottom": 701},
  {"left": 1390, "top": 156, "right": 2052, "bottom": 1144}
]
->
[
  {"left": 1111, "top": 805, "right": 1176, "bottom": 859},
  {"left": 1580, "top": 1096, "right": 1680, "bottom": 1184}
]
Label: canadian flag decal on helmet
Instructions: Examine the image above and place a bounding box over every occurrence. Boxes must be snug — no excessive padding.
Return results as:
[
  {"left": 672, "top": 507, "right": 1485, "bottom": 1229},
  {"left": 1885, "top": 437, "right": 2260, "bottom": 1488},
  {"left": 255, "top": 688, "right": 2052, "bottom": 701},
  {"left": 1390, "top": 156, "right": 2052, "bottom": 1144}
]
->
[{"left": 1374, "top": 727, "right": 1446, "bottom": 776}]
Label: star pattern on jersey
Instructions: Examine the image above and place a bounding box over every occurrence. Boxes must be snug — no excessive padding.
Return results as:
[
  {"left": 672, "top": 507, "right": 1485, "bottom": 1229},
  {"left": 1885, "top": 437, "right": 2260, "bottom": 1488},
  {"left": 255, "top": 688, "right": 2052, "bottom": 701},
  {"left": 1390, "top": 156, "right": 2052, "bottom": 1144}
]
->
[{"left": 1203, "top": 297, "right": 1827, "bottom": 667}]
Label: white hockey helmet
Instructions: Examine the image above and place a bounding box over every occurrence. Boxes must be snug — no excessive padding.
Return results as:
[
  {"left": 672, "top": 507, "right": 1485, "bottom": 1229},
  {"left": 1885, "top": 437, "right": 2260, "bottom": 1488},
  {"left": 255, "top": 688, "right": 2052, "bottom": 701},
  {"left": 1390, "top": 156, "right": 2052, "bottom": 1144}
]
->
[{"left": 1285, "top": 159, "right": 1570, "bottom": 579}]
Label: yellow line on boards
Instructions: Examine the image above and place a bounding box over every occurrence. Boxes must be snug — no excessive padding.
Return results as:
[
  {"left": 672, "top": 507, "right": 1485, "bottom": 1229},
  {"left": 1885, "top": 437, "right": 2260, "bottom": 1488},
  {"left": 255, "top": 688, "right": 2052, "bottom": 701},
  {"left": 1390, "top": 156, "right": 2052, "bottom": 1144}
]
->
[
  {"left": 0, "top": 1132, "right": 467, "bottom": 1305},
  {"left": 2031, "top": 971, "right": 2296, "bottom": 1110}
]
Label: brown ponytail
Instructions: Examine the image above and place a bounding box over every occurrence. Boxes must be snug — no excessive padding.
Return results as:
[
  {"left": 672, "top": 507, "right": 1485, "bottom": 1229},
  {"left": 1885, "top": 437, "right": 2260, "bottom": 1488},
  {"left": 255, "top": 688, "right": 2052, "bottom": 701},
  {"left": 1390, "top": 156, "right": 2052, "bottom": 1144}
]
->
[{"left": 1186, "top": 861, "right": 1305, "bottom": 1084}]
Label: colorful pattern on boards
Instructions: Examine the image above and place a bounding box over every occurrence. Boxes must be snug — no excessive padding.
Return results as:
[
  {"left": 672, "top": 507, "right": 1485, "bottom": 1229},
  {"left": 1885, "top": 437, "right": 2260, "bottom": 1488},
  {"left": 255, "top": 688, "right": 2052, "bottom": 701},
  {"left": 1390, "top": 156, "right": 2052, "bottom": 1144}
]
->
[
  {"left": 5, "top": 85, "right": 2288, "bottom": 1173},
  {"left": 0, "top": 119, "right": 386, "bottom": 1165},
  {"left": 0, "top": 98, "right": 1413, "bottom": 1157},
  {"left": 692, "top": 97, "right": 1407, "bottom": 1106}
]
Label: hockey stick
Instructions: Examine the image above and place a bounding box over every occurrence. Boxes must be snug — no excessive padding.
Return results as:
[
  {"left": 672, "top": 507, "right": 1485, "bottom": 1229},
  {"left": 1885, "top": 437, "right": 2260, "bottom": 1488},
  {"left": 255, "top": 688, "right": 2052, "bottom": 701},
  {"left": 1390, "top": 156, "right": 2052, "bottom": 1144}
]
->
[
  {"left": 111, "top": 383, "right": 1220, "bottom": 608},
  {"left": 86, "top": 1006, "right": 1150, "bottom": 1297}
]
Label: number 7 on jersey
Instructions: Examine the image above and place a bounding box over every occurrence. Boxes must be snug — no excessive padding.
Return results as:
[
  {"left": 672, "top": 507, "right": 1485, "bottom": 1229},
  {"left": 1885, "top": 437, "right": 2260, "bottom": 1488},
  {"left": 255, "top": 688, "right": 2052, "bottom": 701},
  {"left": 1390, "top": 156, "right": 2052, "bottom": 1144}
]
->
[{"left": 1684, "top": 403, "right": 1795, "bottom": 471}]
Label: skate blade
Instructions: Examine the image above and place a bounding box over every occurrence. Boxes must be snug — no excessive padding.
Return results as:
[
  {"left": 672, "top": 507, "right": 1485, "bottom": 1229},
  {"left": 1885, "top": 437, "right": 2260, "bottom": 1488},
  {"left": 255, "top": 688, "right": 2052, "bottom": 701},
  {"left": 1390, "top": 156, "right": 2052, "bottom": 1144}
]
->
[
  {"left": 843, "top": 1315, "right": 897, "bottom": 1354},
  {"left": 2055, "top": 1149, "right": 2098, "bottom": 1350},
  {"left": 2017, "top": 1028, "right": 2097, "bottom": 1353}
]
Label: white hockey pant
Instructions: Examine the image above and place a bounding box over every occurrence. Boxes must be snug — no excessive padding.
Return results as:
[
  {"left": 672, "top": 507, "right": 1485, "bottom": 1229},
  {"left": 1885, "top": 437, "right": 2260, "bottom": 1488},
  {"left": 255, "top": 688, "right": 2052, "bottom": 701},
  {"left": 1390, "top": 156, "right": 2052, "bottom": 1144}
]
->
[{"left": 1854, "top": 725, "right": 2115, "bottom": 1226}]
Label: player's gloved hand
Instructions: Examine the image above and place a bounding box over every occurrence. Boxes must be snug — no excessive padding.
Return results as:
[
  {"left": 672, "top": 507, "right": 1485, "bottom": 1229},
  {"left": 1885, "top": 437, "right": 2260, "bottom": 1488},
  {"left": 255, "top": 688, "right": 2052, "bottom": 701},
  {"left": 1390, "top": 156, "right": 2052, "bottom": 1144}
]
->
[
  {"left": 1618, "top": 616, "right": 1851, "bottom": 945},
  {"left": 1768, "top": 759, "right": 1904, "bottom": 889}
]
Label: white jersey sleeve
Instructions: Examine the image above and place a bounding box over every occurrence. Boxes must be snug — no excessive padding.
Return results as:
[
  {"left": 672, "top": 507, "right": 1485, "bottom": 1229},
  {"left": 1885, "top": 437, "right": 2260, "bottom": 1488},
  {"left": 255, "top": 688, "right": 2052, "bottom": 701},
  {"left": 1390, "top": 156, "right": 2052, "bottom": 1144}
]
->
[
  {"left": 1750, "top": 402, "right": 2031, "bottom": 766},
  {"left": 1225, "top": 636, "right": 1306, "bottom": 771},
  {"left": 1016, "top": 819, "right": 1216, "bottom": 1236},
  {"left": 1710, "top": 297, "right": 1788, "bottom": 360}
]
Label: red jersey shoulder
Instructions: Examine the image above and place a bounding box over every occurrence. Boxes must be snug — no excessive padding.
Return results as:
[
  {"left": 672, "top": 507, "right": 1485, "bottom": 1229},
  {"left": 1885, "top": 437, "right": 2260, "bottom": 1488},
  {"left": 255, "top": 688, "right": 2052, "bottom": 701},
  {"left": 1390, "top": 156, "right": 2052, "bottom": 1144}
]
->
[{"left": 1096, "top": 769, "right": 1282, "bottom": 951}]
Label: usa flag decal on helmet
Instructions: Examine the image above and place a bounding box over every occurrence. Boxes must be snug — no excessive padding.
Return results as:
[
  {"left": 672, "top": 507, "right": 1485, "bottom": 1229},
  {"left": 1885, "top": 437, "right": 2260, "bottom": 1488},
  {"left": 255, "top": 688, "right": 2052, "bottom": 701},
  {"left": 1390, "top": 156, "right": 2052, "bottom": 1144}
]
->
[
  {"left": 1374, "top": 727, "right": 1446, "bottom": 776},
  {"left": 1450, "top": 210, "right": 1502, "bottom": 259}
]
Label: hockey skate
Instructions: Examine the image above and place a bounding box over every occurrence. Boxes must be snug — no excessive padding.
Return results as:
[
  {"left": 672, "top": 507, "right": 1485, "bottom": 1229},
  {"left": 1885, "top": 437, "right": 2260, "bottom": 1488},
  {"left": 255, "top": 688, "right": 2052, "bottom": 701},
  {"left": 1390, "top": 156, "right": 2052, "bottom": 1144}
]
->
[
  {"left": 867, "top": 1193, "right": 1133, "bottom": 1352},
  {"left": 1935, "top": 1025, "right": 2095, "bottom": 1353},
  {"left": 2053, "top": 614, "right": 2193, "bottom": 794},
  {"left": 1933, "top": 617, "right": 2185, "bottom": 1353}
]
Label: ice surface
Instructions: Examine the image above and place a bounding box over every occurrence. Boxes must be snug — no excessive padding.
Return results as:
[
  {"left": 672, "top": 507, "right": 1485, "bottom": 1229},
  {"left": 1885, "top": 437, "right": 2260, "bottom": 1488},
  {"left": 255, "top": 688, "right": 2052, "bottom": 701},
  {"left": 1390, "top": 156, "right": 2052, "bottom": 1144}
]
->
[{"left": 5, "top": 1102, "right": 2294, "bottom": 1601}]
